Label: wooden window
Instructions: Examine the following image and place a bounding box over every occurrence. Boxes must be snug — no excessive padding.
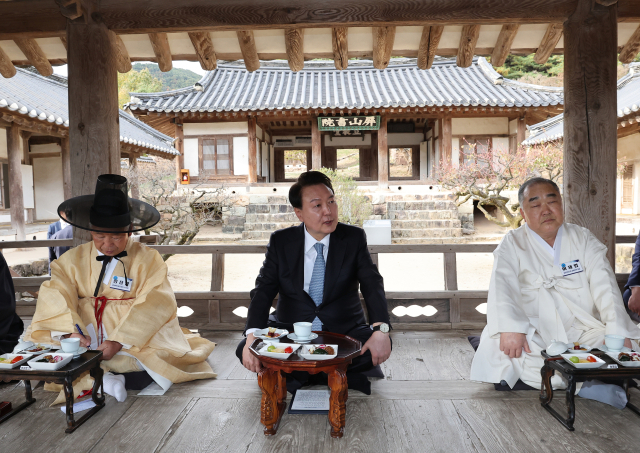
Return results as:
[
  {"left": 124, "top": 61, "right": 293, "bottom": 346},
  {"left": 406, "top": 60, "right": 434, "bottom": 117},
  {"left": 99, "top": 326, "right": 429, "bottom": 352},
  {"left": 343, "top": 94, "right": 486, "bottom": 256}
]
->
[
  {"left": 389, "top": 146, "right": 419, "bottom": 180},
  {"left": 274, "top": 148, "right": 311, "bottom": 182},
  {"left": 460, "top": 137, "right": 492, "bottom": 167},
  {"left": 622, "top": 164, "right": 634, "bottom": 210},
  {"left": 197, "top": 136, "right": 234, "bottom": 176}
]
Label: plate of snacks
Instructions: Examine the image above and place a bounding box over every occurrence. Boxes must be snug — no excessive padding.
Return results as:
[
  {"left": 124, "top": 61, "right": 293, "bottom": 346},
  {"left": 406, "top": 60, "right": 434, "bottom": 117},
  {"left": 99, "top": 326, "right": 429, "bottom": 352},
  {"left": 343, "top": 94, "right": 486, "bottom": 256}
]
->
[
  {"left": 27, "top": 353, "right": 73, "bottom": 371},
  {"left": 567, "top": 343, "right": 593, "bottom": 354},
  {"left": 560, "top": 353, "right": 606, "bottom": 369},
  {"left": 257, "top": 343, "right": 301, "bottom": 359},
  {"left": 300, "top": 344, "right": 338, "bottom": 361},
  {"left": 0, "top": 354, "right": 33, "bottom": 369},
  {"left": 17, "top": 344, "right": 55, "bottom": 355},
  {"left": 254, "top": 328, "right": 289, "bottom": 342},
  {"left": 606, "top": 351, "right": 640, "bottom": 367}
]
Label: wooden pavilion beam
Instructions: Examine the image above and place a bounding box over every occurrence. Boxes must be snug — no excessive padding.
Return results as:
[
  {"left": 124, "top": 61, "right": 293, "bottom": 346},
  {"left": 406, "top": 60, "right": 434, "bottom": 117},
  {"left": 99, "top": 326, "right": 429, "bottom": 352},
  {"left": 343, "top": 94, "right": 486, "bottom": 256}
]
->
[
  {"left": 113, "top": 34, "right": 132, "bottom": 73},
  {"left": 457, "top": 25, "right": 480, "bottom": 68},
  {"left": 0, "top": 45, "right": 16, "bottom": 78},
  {"left": 285, "top": 28, "right": 304, "bottom": 72},
  {"left": 417, "top": 25, "right": 444, "bottom": 70},
  {"left": 534, "top": 23, "right": 563, "bottom": 64},
  {"left": 373, "top": 26, "right": 396, "bottom": 70},
  {"left": 491, "top": 24, "right": 519, "bottom": 67},
  {"left": 619, "top": 25, "right": 640, "bottom": 63},
  {"left": 188, "top": 31, "right": 217, "bottom": 71},
  {"left": 148, "top": 33, "right": 172, "bottom": 72},
  {"left": 331, "top": 27, "right": 348, "bottom": 70},
  {"left": 236, "top": 30, "right": 260, "bottom": 72},
  {"left": 563, "top": 0, "right": 618, "bottom": 267},
  {"left": 14, "top": 38, "right": 53, "bottom": 76}
]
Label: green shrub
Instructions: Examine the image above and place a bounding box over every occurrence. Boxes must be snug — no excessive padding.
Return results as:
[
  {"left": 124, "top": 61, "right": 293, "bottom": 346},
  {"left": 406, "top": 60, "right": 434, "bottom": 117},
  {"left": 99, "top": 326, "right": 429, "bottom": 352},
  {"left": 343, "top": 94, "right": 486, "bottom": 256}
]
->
[{"left": 318, "top": 168, "right": 372, "bottom": 227}]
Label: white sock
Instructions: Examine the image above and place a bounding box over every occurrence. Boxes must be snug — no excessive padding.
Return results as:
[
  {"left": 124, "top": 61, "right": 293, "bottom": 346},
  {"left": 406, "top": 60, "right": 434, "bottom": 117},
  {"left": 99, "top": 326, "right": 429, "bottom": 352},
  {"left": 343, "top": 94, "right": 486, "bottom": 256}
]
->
[
  {"left": 103, "top": 372, "right": 127, "bottom": 402},
  {"left": 577, "top": 380, "right": 628, "bottom": 409}
]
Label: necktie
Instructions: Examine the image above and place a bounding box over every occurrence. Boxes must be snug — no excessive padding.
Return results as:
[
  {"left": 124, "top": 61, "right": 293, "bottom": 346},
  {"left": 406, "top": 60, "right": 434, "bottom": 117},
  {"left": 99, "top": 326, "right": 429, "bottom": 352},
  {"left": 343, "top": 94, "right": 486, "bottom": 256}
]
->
[
  {"left": 308, "top": 243, "right": 325, "bottom": 331},
  {"left": 94, "top": 251, "right": 128, "bottom": 297}
]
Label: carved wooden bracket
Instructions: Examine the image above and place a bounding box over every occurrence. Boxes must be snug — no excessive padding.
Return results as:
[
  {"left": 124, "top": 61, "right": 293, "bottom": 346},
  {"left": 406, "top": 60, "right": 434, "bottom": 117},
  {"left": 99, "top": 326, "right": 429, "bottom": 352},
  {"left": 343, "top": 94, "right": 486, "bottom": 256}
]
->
[{"left": 55, "top": 0, "right": 84, "bottom": 21}]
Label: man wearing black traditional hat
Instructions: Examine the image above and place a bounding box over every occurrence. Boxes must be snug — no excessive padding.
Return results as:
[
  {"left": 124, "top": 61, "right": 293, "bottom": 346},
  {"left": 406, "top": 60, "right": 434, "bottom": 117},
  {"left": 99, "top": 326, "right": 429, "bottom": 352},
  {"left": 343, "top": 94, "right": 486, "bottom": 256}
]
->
[{"left": 25, "top": 174, "right": 216, "bottom": 404}]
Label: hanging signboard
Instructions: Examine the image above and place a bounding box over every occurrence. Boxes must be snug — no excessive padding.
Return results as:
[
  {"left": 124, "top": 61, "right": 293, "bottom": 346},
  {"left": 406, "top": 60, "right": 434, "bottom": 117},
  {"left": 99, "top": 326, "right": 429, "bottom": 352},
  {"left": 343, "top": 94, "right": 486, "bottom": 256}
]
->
[{"left": 318, "top": 115, "right": 380, "bottom": 131}]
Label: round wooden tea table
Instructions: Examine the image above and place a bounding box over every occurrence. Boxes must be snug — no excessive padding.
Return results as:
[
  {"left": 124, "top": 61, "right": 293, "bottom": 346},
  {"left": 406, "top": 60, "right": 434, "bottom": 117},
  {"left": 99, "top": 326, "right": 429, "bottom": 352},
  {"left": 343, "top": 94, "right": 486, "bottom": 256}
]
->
[{"left": 249, "top": 331, "right": 362, "bottom": 438}]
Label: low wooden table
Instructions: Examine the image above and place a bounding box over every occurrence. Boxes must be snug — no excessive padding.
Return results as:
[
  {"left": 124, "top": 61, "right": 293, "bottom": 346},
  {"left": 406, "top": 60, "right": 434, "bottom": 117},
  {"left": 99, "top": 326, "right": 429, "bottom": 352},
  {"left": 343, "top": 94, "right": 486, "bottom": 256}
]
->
[
  {"left": 540, "top": 349, "right": 640, "bottom": 431},
  {"left": 249, "top": 332, "right": 362, "bottom": 438},
  {"left": 0, "top": 350, "right": 105, "bottom": 433}
]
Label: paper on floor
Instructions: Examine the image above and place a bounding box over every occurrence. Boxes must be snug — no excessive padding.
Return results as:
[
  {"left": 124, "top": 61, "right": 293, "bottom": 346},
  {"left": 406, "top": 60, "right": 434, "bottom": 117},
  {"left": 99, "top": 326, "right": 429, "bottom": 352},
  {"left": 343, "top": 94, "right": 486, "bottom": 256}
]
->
[
  {"left": 60, "top": 399, "right": 96, "bottom": 414},
  {"left": 136, "top": 382, "right": 167, "bottom": 396}
]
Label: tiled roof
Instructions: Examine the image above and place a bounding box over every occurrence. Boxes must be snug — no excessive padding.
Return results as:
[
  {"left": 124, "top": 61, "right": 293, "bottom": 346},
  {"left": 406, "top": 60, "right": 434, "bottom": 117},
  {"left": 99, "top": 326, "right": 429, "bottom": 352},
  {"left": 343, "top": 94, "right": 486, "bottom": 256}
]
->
[
  {"left": 127, "top": 57, "right": 564, "bottom": 114},
  {"left": 524, "top": 62, "right": 640, "bottom": 145},
  {"left": 0, "top": 68, "right": 178, "bottom": 156}
]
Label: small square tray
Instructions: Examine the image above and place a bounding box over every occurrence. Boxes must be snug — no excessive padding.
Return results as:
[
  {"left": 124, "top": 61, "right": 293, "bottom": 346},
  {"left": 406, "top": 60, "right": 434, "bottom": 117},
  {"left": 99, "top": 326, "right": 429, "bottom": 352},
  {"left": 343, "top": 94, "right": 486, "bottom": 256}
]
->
[
  {"left": 560, "top": 353, "right": 606, "bottom": 369},
  {"left": 300, "top": 344, "right": 339, "bottom": 361},
  {"left": 257, "top": 343, "right": 301, "bottom": 359},
  {"left": 27, "top": 353, "right": 74, "bottom": 371},
  {"left": 0, "top": 353, "right": 33, "bottom": 369},
  {"left": 606, "top": 351, "right": 640, "bottom": 368}
]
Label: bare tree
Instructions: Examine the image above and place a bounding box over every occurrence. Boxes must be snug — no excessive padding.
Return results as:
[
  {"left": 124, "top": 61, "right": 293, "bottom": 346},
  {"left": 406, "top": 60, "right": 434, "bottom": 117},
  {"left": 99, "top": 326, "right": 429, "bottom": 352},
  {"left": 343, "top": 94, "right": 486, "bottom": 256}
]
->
[
  {"left": 124, "top": 158, "right": 235, "bottom": 260},
  {"left": 436, "top": 143, "right": 563, "bottom": 229}
]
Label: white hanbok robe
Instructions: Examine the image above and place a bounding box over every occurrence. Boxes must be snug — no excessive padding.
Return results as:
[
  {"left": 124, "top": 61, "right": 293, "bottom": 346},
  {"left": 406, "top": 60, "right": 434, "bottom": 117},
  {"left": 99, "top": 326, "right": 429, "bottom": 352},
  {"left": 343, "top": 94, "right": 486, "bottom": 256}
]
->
[{"left": 470, "top": 223, "right": 640, "bottom": 389}]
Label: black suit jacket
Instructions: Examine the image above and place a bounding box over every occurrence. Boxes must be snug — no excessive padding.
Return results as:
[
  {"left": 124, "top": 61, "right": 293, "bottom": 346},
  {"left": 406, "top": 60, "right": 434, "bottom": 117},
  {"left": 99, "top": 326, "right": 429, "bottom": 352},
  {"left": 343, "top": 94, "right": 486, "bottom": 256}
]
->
[{"left": 246, "top": 222, "right": 390, "bottom": 335}]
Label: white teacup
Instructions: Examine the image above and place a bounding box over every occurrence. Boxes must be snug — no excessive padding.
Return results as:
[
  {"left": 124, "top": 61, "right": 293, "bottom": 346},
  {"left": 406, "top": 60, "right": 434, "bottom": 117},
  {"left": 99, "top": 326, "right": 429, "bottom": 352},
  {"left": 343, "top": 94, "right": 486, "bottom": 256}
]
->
[
  {"left": 604, "top": 334, "right": 625, "bottom": 351},
  {"left": 60, "top": 337, "right": 80, "bottom": 354},
  {"left": 293, "top": 322, "right": 312, "bottom": 339}
]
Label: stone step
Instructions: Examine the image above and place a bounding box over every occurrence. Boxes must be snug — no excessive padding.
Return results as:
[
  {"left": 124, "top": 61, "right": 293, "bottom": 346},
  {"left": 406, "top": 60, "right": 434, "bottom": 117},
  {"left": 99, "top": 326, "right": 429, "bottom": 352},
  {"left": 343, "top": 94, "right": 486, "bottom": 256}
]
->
[
  {"left": 388, "top": 210, "right": 455, "bottom": 220},
  {"left": 391, "top": 228, "right": 462, "bottom": 239},
  {"left": 248, "top": 195, "right": 290, "bottom": 204},
  {"left": 246, "top": 213, "right": 299, "bottom": 223},
  {"left": 243, "top": 222, "right": 300, "bottom": 231},
  {"left": 222, "top": 225, "right": 245, "bottom": 234},
  {"left": 390, "top": 219, "right": 462, "bottom": 229},
  {"left": 247, "top": 204, "right": 295, "bottom": 214},
  {"left": 387, "top": 201, "right": 457, "bottom": 211}
]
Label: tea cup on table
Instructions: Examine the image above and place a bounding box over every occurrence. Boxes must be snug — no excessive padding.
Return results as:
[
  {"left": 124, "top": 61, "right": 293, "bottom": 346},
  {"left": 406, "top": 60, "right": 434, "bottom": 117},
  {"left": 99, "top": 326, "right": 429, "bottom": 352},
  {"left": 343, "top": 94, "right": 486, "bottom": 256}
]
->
[
  {"left": 60, "top": 337, "right": 80, "bottom": 354},
  {"left": 293, "top": 322, "right": 312, "bottom": 339},
  {"left": 604, "top": 334, "right": 625, "bottom": 351}
]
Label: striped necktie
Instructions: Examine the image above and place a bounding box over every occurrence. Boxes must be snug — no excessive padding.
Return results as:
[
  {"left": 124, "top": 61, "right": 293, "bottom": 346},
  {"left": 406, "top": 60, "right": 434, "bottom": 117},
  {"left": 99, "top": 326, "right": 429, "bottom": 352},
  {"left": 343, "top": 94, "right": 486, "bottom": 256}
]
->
[{"left": 308, "top": 242, "right": 325, "bottom": 331}]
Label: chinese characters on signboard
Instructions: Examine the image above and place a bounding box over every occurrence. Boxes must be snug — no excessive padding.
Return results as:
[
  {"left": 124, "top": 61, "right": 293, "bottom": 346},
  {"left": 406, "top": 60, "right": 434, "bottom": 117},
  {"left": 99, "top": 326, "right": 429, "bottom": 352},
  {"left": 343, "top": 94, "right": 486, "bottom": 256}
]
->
[{"left": 318, "top": 116, "right": 380, "bottom": 131}]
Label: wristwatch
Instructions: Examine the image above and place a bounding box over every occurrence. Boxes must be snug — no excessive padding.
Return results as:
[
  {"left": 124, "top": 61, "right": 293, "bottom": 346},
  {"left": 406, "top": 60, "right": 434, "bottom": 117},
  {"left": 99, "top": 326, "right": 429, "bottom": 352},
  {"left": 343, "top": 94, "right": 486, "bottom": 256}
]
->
[{"left": 372, "top": 323, "right": 390, "bottom": 333}]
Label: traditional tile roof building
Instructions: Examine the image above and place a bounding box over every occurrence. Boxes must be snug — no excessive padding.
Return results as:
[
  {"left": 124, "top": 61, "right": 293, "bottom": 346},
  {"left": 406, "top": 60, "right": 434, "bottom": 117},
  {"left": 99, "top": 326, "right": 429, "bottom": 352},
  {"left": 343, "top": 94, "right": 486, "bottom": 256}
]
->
[{"left": 128, "top": 57, "right": 564, "bottom": 185}]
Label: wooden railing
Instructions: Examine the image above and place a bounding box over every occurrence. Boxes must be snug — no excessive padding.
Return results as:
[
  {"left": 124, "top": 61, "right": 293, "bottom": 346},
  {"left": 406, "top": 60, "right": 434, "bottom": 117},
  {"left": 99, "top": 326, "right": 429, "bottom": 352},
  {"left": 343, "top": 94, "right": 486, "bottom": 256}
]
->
[{"left": 2, "top": 236, "right": 636, "bottom": 331}]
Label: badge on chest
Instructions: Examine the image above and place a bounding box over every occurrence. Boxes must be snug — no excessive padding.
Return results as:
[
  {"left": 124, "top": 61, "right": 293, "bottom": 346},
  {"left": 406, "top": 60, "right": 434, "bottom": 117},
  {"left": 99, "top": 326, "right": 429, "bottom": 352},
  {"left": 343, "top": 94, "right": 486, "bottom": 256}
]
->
[
  {"left": 560, "top": 259, "right": 583, "bottom": 276},
  {"left": 110, "top": 275, "right": 133, "bottom": 291}
]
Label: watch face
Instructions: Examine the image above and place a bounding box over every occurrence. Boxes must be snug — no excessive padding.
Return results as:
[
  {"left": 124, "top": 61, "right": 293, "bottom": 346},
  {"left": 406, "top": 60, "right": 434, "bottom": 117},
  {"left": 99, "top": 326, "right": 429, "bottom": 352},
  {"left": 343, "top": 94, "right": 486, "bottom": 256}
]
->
[{"left": 380, "top": 323, "right": 389, "bottom": 333}]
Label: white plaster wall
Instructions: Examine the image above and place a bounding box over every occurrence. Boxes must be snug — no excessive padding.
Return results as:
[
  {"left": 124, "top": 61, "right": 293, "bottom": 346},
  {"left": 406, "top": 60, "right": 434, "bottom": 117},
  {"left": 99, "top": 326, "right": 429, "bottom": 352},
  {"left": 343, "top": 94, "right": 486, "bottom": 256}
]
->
[
  {"left": 269, "top": 144, "right": 275, "bottom": 182},
  {"left": 451, "top": 117, "right": 509, "bottom": 135},
  {"left": 30, "top": 143, "right": 60, "bottom": 154},
  {"left": 183, "top": 122, "right": 248, "bottom": 136},
  {"left": 256, "top": 125, "right": 263, "bottom": 141},
  {"left": 509, "top": 119, "right": 518, "bottom": 135},
  {"left": 32, "top": 156, "right": 64, "bottom": 220},
  {"left": 184, "top": 138, "right": 199, "bottom": 176},
  {"left": 388, "top": 133, "right": 423, "bottom": 146},
  {"left": 233, "top": 137, "right": 249, "bottom": 175},
  {"left": 493, "top": 137, "right": 510, "bottom": 153},
  {"left": 21, "top": 164, "right": 33, "bottom": 209},
  {"left": 618, "top": 134, "right": 640, "bottom": 161},
  {"left": 324, "top": 134, "right": 372, "bottom": 146},
  {"left": 0, "top": 132, "right": 24, "bottom": 159},
  {"left": 451, "top": 138, "right": 460, "bottom": 167}
]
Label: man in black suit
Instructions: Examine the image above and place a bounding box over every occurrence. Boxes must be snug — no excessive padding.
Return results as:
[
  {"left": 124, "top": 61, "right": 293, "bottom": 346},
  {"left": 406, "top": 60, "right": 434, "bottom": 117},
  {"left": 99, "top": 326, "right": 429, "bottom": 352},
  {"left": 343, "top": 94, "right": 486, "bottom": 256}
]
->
[
  {"left": 622, "top": 232, "right": 640, "bottom": 323},
  {"left": 0, "top": 252, "right": 24, "bottom": 354},
  {"left": 236, "top": 171, "right": 391, "bottom": 394}
]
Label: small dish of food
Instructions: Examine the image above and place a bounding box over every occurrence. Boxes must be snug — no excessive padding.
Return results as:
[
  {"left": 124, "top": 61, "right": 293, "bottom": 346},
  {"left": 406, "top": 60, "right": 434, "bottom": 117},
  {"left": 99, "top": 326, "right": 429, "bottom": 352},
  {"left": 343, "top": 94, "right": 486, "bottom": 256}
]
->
[
  {"left": 253, "top": 328, "right": 289, "bottom": 342},
  {"left": 257, "top": 343, "right": 301, "bottom": 359},
  {"left": 606, "top": 351, "right": 640, "bottom": 368},
  {"left": 567, "top": 343, "right": 593, "bottom": 354},
  {"left": 0, "top": 354, "right": 32, "bottom": 369},
  {"left": 18, "top": 344, "right": 54, "bottom": 355},
  {"left": 27, "top": 353, "right": 73, "bottom": 371},
  {"left": 300, "top": 344, "right": 339, "bottom": 361},
  {"left": 560, "top": 353, "right": 605, "bottom": 369}
]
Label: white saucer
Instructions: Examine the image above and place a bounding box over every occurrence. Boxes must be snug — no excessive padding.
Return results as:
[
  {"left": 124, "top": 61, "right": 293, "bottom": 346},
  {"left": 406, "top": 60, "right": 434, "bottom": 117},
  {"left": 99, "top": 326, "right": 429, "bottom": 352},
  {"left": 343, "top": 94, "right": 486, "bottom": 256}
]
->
[
  {"left": 287, "top": 333, "right": 318, "bottom": 344},
  {"left": 599, "top": 345, "right": 632, "bottom": 353},
  {"left": 72, "top": 347, "right": 88, "bottom": 359}
]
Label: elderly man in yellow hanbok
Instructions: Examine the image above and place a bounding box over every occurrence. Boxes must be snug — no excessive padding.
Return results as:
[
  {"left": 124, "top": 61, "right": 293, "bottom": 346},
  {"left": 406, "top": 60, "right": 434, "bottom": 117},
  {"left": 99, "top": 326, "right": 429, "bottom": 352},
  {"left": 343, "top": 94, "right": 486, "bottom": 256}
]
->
[{"left": 26, "top": 174, "right": 216, "bottom": 403}]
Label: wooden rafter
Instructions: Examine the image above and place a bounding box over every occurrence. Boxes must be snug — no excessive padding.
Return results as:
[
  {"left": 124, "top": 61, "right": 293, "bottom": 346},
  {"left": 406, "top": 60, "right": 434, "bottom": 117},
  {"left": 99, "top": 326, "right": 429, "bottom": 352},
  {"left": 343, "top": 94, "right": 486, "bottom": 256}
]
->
[
  {"left": 534, "top": 23, "right": 563, "bottom": 64},
  {"left": 457, "top": 25, "right": 480, "bottom": 68},
  {"left": 236, "top": 30, "right": 260, "bottom": 72},
  {"left": 188, "top": 31, "right": 217, "bottom": 71},
  {"left": 148, "top": 32, "right": 172, "bottom": 72},
  {"left": 373, "top": 26, "right": 396, "bottom": 70},
  {"left": 331, "top": 27, "right": 348, "bottom": 70},
  {"left": 491, "top": 24, "right": 519, "bottom": 67},
  {"left": 1, "top": 113, "right": 67, "bottom": 137},
  {"left": 619, "top": 25, "right": 640, "bottom": 63},
  {"left": 14, "top": 38, "right": 53, "bottom": 76},
  {"left": 113, "top": 34, "right": 132, "bottom": 73},
  {"left": 285, "top": 28, "right": 304, "bottom": 72},
  {"left": 417, "top": 25, "right": 444, "bottom": 70},
  {"left": 0, "top": 45, "right": 16, "bottom": 78}
]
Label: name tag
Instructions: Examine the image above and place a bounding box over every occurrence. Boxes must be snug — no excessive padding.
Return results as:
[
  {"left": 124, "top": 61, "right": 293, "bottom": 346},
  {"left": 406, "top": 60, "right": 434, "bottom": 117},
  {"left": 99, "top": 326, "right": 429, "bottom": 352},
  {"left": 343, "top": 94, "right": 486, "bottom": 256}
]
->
[
  {"left": 560, "top": 259, "right": 583, "bottom": 276},
  {"left": 110, "top": 276, "right": 133, "bottom": 292}
]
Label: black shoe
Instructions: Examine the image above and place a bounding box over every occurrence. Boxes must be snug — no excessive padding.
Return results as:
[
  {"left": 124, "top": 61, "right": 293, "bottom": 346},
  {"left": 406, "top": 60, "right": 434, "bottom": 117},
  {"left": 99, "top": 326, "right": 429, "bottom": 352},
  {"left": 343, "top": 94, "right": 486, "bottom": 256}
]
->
[{"left": 347, "top": 373, "right": 371, "bottom": 395}]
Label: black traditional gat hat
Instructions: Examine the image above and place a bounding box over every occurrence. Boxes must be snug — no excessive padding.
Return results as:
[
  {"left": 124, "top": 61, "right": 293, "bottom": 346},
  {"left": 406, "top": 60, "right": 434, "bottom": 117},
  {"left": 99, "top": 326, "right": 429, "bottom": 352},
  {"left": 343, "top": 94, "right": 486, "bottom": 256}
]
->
[{"left": 57, "top": 174, "right": 160, "bottom": 233}]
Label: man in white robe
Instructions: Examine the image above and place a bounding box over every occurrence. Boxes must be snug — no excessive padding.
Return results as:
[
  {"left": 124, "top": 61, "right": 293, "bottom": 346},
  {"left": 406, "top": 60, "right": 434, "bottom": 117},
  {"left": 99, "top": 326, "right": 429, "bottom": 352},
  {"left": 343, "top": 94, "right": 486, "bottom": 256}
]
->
[{"left": 471, "top": 178, "right": 640, "bottom": 393}]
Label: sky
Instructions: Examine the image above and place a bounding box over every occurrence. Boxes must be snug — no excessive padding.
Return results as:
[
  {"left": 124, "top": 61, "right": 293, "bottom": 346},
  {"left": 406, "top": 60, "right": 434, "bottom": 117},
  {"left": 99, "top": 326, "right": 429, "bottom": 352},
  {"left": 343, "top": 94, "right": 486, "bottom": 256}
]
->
[{"left": 53, "top": 60, "right": 206, "bottom": 77}]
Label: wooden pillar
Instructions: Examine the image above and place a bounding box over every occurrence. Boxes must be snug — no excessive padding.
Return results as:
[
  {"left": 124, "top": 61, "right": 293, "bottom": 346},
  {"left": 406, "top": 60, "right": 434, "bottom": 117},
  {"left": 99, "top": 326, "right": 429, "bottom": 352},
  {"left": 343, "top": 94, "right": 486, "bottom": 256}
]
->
[
  {"left": 516, "top": 117, "right": 526, "bottom": 147},
  {"left": 20, "top": 131, "right": 31, "bottom": 165},
  {"left": 60, "top": 137, "right": 72, "bottom": 200},
  {"left": 311, "top": 117, "right": 322, "bottom": 170},
  {"left": 67, "top": 9, "right": 120, "bottom": 243},
  {"left": 211, "top": 253, "right": 224, "bottom": 291},
  {"left": 378, "top": 115, "right": 388, "bottom": 188},
  {"left": 6, "top": 123, "right": 25, "bottom": 240},
  {"left": 248, "top": 116, "right": 257, "bottom": 183},
  {"left": 175, "top": 120, "right": 184, "bottom": 187},
  {"left": 563, "top": 1, "right": 618, "bottom": 267},
  {"left": 442, "top": 117, "right": 452, "bottom": 164},
  {"left": 128, "top": 154, "right": 140, "bottom": 199}
]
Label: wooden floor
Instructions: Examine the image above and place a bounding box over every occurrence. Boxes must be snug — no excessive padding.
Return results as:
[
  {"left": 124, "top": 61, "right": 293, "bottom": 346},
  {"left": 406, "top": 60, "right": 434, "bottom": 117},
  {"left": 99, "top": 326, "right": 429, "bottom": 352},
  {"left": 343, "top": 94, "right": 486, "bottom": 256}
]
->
[{"left": 1, "top": 330, "right": 640, "bottom": 453}]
